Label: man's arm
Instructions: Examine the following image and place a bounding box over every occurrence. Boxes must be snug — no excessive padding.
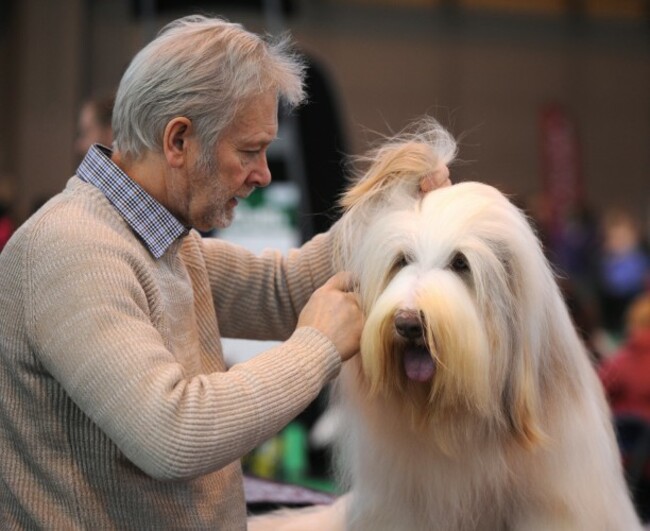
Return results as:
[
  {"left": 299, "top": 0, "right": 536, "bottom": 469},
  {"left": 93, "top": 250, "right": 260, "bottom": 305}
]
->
[
  {"left": 25, "top": 213, "right": 344, "bottom": 481},
  {"left": 198, "top": 230, "right": 335, "bottom": 341}
]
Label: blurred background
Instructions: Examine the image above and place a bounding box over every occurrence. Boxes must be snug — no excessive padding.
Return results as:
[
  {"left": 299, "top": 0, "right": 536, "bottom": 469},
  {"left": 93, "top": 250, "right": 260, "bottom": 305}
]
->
[
  {"left": 1, "top": 0, "right": 649, "bottom": 512},
  {"left": 0, "top": 0, "right": 648, "bottom": 225}
]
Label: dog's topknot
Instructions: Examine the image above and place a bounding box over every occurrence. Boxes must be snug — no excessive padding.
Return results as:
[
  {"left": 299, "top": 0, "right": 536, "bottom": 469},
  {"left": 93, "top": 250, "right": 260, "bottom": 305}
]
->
[{"left": 340, "top": 116, "right": 457, "bottom": 211}]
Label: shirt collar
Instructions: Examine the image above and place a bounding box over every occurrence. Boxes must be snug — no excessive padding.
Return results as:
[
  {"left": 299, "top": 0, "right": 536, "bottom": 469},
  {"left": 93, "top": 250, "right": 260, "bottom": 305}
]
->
[{"left": 76, "top": 144, "right": 188, "bottom": 259}]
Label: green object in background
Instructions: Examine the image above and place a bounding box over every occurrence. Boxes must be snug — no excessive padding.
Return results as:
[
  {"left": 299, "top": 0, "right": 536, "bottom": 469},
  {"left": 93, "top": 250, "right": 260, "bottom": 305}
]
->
[
  {"left": 282, "top": 422, "right": 308, "bottom": 483},
  {"left": 242, "top": 420, "right": 338, "bottom": 494},
  {"left": 245, "top": 188, "right": 265, "bottom": 208}
]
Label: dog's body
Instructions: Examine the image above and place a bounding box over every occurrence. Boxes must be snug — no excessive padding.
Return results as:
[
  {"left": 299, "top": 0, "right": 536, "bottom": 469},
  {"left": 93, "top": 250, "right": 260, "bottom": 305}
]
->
[{"left": 249, "top": 120, "right": 642, "bottom": 530}]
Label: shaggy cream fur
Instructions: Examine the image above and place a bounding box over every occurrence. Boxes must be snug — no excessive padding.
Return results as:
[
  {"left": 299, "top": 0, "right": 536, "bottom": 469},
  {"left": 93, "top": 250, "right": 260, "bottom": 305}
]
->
[{"left": 249, "top": 118, "right": 641, "bottom": 530}]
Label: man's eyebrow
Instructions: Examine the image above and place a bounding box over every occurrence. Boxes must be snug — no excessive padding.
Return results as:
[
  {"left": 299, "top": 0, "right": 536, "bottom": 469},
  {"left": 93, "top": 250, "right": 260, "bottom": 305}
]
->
[{"left": 240, "top": 132, "right": 277, "bottom": 144}]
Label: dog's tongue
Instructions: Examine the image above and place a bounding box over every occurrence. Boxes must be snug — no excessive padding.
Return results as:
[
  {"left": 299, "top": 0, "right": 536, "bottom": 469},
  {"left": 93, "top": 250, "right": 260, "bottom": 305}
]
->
[{"left": 403, "top": 346, "right": 436, "bottom": 382}]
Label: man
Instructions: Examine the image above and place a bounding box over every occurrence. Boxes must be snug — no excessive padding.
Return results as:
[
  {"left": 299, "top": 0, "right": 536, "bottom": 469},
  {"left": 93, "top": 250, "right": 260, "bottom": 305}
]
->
[
  {"left": 75, "top": 94, "right": 115, "bottom": 158},
  {"left": 0, "top": 15, "right": 449, "bottom": 529}
]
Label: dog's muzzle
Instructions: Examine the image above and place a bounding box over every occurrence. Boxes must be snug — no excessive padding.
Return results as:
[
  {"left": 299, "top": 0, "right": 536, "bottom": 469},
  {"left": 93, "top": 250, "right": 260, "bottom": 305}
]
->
[{"left": 394, "top": 310, "right": 436, "bottom": 383}]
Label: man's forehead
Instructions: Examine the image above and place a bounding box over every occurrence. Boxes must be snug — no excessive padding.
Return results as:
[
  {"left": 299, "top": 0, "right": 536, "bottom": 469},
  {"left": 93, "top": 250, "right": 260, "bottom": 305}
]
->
[{"left": 230, "top": 100, "right": 278, "bottom": 141}]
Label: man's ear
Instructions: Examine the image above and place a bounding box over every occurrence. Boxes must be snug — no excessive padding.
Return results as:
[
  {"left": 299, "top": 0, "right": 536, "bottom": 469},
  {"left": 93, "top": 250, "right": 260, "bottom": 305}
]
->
[{"left": 162, "top": 117, "right": 193, "bottom": 168}]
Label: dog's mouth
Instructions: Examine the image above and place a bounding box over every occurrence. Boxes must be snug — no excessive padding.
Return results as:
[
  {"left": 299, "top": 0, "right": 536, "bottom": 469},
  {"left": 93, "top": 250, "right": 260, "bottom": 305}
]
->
[
  {"left": 394, "top": 310, "right": 436, "bottom": 383},
  {"left": 403, "top": 345, "right": 436, "bottom": 382}
]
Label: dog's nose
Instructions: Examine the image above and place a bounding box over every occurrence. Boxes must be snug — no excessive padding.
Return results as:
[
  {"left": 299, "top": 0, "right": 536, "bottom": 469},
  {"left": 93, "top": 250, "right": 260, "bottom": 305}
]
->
[{"left": 394, "top": 311, "right": 423, "bottom": 339}]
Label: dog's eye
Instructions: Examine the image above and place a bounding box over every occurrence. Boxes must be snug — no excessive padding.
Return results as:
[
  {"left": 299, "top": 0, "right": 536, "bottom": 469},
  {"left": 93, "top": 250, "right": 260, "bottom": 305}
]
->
[
  {"left": 394, "top": 254, "right": 410, "bottom": 270},
  {"left": 388, "top": 254, "right": 410, "bottom": 282},
  {"left": 449, "top": 252, "right": 470, "bottom": 273}
]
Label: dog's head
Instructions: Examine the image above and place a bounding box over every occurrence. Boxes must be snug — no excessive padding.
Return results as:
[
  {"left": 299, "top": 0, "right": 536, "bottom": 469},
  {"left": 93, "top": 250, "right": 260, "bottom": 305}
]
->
[{"left": 334, "top": 119, "right": 565, "bottom": 449}]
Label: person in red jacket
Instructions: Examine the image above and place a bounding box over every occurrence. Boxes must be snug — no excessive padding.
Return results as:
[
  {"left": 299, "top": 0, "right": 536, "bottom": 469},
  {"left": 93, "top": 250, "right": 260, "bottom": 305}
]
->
[
  {"left": 0, "top": 201, "right": 14, "bottom": 252},
  {"left": 599, "top": 292, "right": 650, "bottom": 419}
]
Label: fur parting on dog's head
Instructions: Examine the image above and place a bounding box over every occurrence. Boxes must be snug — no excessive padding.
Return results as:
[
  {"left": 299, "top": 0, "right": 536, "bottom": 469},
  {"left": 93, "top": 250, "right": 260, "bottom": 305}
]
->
[{"left": 335, "top": 176, "right": 564, "bottom": 449}]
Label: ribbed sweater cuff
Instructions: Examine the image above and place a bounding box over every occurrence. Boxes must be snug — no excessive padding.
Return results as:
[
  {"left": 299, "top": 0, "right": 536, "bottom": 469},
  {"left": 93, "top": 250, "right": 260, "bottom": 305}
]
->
[
  {"left": 237, "top": 326, "right": 341, "bottom": 389},
  {"left": 229, "top": 327, "right": 341, "bottom": 441}
]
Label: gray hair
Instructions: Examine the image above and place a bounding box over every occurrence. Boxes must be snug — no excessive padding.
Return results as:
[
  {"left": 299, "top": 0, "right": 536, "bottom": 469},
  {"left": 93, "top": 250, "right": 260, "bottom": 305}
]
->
[{"left": 112, "top": 15, "right": 306, "bottom": 161}]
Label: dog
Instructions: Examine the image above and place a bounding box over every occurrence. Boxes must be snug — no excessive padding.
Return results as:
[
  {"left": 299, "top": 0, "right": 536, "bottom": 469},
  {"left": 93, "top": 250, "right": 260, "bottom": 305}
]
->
[{"left": 249, "top": 118, "right": 642, "bottom": 530}]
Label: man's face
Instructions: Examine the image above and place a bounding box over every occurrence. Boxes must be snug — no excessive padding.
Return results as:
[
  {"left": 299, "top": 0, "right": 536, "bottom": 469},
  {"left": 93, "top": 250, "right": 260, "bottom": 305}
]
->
[{"left": 183, "top": 92, "right": 278, "bottom": 231}]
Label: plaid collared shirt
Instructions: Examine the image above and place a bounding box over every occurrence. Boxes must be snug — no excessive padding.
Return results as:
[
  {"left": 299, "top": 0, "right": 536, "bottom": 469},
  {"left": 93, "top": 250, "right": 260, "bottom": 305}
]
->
[{"left": 76, "top": 145, "right": 188, "bottom": 258}]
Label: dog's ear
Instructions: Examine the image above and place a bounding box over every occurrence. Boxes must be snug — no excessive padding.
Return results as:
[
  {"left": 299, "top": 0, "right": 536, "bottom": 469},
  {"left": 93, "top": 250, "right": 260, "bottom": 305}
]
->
[
  {"left": 490, "top": 234, "right": 547, "bottom": 450},
  {"left": 500, "top": 216, "right": 555, "bottom": 450},
  {"left": 506, "top": 345, "right": 546, "bottom": 449}
]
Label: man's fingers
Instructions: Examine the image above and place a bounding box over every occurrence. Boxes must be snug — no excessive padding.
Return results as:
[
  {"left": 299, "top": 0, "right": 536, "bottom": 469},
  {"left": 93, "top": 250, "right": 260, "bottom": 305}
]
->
[
  {"left": 324, "top": 271, "right": 357, "bottom": 293},
  {"left": 420, "top": 163, "right": 451, "bottom": 193}
]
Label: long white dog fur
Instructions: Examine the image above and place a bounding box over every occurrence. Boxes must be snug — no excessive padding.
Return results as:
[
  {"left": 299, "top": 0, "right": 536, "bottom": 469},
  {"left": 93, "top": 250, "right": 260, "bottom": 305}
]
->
[{"left": 249, "top": 118, "right": 642, "bottom": 530}]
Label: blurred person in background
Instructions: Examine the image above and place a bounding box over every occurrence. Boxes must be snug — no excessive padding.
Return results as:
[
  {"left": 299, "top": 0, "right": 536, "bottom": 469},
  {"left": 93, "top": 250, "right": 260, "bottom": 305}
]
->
[
  {"left": 599, "top": 291, "right": 650, "bottom": 420},
  {"left": 0, "top": 178, "right": 15, "bottom": 252},
  {"left": 0, "top": 200, "right": 13, "bottom": 252},
  {"left": 75, "top": 94, "right": 115, "bottom": 158},
  {"left": 595, "top": 207, "right": 650, "bottom": 342},
  {"left": 599, "top": 291, "right": 650, "bottom": 522}
]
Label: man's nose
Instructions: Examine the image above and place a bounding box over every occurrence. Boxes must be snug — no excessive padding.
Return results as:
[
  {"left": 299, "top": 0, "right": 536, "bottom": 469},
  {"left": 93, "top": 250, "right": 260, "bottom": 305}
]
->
[{"left": 250, "top": 153, "right": 272, "bottom": 188}]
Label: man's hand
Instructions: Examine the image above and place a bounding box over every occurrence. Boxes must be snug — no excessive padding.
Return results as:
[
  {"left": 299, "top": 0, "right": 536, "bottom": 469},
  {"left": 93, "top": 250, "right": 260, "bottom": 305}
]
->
[
  {"left": 297, "top": 272, "right": 363, "bottom": 362},
  {"left": 419, "top": 161, "right": 451, "bottom": 195}
]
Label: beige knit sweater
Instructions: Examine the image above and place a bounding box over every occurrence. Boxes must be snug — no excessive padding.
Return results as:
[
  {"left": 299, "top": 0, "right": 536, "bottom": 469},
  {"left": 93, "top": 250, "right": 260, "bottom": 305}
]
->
[{"left": 0, "top": 177, "right": 341, "bottom": 529}]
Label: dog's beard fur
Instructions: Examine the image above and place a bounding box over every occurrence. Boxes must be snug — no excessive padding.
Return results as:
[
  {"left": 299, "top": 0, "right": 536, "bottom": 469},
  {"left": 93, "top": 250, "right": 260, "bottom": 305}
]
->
[
  {"left": 360, "top": 267, "right": 491, "bottom": 434},
  {"left": 249, "top": 118, "right": 642, "bottom": 531}
]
